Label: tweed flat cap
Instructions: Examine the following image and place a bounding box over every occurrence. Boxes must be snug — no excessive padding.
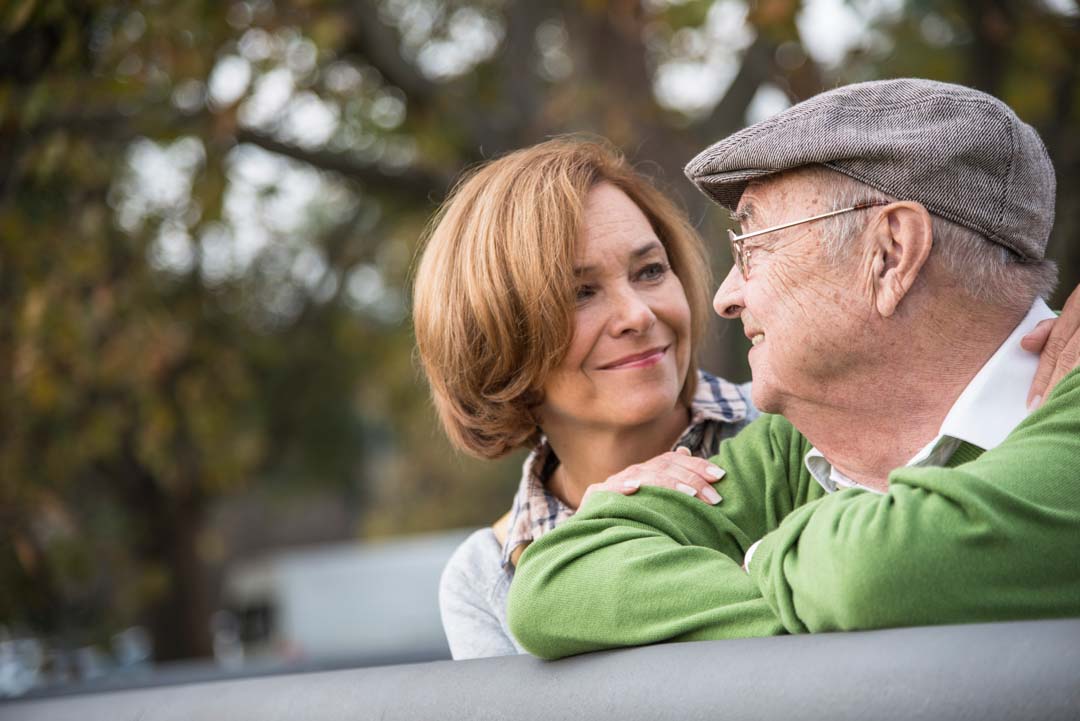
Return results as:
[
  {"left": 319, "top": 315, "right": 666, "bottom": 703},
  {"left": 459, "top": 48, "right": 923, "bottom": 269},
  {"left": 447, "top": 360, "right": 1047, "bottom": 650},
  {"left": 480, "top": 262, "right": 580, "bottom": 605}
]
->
[{"left": 684, "top": 78, "right": 1055, "bottom": 260}]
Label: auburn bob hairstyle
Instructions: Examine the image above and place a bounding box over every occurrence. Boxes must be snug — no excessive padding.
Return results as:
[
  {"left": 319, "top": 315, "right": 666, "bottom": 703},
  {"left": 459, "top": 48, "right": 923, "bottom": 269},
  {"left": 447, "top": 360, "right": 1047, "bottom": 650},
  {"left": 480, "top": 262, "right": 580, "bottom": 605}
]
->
[{"left": 412, "top": 137, "right": 711, "bottom": 459}]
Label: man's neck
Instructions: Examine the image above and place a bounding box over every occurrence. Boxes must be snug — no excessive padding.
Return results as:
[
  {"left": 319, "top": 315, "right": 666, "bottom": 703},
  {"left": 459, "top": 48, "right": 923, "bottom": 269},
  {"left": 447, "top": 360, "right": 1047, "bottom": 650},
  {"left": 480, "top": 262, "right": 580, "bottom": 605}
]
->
[
  {"left": 542, "top": 404, "right": 690, "bottom": 509},
  {"left": 784, "top": 303, "right": 1025, "bottom": 491}
]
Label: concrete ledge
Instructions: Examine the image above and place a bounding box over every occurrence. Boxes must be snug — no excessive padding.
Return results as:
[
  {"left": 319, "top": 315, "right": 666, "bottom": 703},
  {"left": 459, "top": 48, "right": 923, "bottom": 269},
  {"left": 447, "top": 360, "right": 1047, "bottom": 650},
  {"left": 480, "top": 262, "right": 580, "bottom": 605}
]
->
[{"left": 5, "top": 619, "right": 1080, "bottom": 721}]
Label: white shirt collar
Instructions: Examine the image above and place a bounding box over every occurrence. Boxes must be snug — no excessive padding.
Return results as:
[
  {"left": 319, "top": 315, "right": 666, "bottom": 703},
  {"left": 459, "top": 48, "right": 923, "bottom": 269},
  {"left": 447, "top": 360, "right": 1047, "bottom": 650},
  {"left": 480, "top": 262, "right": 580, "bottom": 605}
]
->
[{"left": 805, "top": 298, "right": 1056, "bottom": 494}]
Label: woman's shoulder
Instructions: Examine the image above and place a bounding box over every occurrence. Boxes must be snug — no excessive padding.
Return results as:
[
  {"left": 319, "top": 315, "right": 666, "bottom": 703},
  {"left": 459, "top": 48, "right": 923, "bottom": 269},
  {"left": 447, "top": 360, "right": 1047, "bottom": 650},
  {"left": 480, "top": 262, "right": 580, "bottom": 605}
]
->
[
  {"left": 694, "top": 370, "right": 758, "bottom": 423},
  {"left": 441, "top": 527, "right": 506, "bottom": 592}
]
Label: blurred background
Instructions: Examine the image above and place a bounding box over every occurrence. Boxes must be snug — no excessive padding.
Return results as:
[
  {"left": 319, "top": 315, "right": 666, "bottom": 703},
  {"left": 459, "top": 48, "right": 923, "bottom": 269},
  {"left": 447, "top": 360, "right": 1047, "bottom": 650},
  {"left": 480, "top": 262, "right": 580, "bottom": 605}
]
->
[{"left": 1, "top": 0, "right": 1078, "bottom": 697}]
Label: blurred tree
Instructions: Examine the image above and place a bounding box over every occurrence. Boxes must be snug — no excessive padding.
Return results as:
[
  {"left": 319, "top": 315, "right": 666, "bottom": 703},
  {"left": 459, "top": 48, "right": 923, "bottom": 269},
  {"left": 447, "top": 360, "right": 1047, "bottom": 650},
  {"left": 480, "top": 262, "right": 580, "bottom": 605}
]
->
[{"left": 1, "top": 0, "right": 1077, "bottom": 662}]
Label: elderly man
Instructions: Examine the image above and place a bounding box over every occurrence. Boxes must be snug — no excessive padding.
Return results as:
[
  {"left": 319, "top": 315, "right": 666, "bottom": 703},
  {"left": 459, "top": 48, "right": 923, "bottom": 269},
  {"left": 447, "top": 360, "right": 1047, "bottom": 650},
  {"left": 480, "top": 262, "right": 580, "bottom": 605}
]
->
[{"left": 506, "top": 79, "right": 1080, "bottom": 659}]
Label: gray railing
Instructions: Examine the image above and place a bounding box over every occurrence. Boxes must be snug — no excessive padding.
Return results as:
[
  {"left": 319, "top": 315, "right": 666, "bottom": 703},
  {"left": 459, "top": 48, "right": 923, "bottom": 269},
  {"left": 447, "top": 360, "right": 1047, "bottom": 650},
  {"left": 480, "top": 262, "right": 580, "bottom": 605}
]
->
[{"left": 4, "top": 619, "right": 1079, "bottom": 721}]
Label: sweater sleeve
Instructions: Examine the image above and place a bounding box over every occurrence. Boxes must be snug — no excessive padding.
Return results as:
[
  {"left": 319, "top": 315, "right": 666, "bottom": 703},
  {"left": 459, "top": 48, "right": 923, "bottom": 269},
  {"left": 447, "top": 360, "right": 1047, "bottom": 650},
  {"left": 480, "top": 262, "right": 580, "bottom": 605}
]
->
[
  {"left": 439, "top": 529, "right": 521, "bottom": 659},
  {"left": 749, "top": 368, "right": 1080, "bottom": 633},
  {"left": 506, "top": 415, "right": 815, "bottom": 659}
]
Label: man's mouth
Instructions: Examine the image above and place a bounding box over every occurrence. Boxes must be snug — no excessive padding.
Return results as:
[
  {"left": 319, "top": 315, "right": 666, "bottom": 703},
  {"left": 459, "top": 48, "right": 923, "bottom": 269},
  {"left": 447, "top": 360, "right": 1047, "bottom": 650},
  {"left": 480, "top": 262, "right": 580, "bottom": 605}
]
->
[{"left": 750, "top": 333, "right": 765, "bottom": 347}]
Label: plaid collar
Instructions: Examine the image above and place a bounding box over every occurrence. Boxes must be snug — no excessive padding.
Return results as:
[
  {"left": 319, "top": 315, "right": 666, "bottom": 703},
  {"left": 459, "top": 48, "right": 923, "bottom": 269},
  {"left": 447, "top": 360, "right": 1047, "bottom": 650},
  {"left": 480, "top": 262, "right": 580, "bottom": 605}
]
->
[{"left": 499, "top": 370, "right": 749, "bottom": 569}]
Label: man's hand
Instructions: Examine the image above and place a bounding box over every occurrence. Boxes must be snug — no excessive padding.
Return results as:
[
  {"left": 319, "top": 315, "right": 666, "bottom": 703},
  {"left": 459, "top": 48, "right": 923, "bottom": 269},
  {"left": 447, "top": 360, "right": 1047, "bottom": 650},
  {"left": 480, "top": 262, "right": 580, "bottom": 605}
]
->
[
  {"left": 1023, "top": 284, "right": 1080, "bottom": 408},
  {"left": 580, "top": 447, "right": 726, "bottom": 508}
]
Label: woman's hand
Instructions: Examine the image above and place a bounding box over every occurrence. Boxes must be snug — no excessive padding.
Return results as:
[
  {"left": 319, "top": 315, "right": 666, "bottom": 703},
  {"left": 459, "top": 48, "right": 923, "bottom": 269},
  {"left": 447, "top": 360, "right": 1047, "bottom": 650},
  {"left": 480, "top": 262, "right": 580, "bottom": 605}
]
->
[
  {"left": 1022, "top": 284, "right": 1080, "bottom": 408},
  {"left": 580, "top": 446, "right": 725, "bottom": 508}
]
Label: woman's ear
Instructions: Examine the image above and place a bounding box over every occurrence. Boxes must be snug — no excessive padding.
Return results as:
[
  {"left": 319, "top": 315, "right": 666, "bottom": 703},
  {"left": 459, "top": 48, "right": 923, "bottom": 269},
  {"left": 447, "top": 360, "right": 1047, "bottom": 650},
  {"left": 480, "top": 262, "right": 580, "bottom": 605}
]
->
[{"left": 869, "top": 202, "right": 934, "bottom": 317}]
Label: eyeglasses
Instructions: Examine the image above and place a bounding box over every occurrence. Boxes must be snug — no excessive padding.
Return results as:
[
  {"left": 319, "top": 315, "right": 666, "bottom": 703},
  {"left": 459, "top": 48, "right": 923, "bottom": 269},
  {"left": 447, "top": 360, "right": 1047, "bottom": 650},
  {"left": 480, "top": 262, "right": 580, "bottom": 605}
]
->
[{"left": 727, "top": 200, "right": 890, "bottom": 280}]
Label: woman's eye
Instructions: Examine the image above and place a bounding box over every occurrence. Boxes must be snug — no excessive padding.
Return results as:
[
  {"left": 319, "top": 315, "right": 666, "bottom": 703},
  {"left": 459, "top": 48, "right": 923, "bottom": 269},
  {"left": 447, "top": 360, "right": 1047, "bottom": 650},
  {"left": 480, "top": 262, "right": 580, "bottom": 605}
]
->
[
  {"left": 637, "top": 262, "right": 668, "bottom": 281},
  {"left": 575, "top": 285, "right": 596, "bottom": 302}
]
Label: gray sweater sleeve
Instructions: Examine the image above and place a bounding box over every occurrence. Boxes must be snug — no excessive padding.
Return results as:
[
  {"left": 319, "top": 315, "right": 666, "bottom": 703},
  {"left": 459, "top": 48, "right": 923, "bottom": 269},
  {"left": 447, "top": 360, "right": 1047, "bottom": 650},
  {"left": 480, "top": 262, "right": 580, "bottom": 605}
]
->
[{"left": 438, "top": 528, "right": 523, "bottom": 659}]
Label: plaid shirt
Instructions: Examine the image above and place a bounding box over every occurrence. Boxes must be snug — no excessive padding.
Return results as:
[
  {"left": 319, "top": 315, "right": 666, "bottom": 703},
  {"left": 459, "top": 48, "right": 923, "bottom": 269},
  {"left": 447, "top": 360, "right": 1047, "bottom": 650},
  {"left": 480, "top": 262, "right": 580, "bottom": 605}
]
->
[{"left": 499, "top": 370, "right": 755, "bottom": 570}]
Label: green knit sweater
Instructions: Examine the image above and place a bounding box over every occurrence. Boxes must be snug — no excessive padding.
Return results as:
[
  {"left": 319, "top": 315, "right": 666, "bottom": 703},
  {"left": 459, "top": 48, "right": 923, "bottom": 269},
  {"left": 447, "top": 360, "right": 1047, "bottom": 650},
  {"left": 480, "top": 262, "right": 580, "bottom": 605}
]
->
[{"left": 507, "top": 369, "right": 1080, "bottom": 660}]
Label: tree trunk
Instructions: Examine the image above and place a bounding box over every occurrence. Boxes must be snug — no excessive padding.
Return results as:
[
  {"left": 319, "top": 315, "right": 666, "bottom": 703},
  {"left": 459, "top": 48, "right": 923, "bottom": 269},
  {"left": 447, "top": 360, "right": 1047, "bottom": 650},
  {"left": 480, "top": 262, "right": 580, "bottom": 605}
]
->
[
  {"left": 144, "top": 489, "right": 213, "bottom": 662},
  {"left": 121, "top": 451, "right": 214, "bottom": 662},
  {"left": 962, "top": 0, "right": 1013, "bottom": 94}
]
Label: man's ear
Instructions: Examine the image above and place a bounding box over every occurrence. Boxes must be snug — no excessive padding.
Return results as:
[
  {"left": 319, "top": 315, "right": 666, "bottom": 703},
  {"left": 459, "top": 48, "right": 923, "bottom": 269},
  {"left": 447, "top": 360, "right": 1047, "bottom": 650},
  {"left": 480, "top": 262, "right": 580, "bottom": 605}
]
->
[{"left": 868, "top": 202, "right": 934, "bottom": 317}]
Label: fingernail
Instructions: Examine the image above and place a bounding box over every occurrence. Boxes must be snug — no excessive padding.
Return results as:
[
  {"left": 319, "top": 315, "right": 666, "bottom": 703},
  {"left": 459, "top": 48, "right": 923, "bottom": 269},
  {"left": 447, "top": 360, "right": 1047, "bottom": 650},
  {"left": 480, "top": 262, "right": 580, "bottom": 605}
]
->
[
  {"left": 675, "top": 446, "right": 691, "bottom": 455},
  {"left": 706, "top": 465, "right": 726, "bottom": 480},
  {"left": 623, "top": 479, "right": 641, "bottom": 490},
  {"left": 675, "top": 482, "right": 697, "bottom": 497},
  {"left": 1028, "top": 395, "right": 1041, "bottom": 411},
  {"left": 702, "top": 485, "right": 722, "bottom": 505}
]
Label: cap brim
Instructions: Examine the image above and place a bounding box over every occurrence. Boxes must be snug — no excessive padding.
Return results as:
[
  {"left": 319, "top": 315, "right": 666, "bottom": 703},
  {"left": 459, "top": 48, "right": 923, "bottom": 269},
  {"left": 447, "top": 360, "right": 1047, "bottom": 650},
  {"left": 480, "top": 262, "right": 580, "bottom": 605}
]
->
[{"left": 690, "top": 168, "right": 780, "bottom": 212}]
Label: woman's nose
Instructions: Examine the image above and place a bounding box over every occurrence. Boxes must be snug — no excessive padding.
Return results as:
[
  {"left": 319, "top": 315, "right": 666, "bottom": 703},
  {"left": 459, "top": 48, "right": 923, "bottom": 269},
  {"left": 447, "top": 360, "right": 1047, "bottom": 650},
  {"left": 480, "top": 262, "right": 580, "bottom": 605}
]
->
[{"left": 609, "top": 288, "right": 656, "bottom": 336}]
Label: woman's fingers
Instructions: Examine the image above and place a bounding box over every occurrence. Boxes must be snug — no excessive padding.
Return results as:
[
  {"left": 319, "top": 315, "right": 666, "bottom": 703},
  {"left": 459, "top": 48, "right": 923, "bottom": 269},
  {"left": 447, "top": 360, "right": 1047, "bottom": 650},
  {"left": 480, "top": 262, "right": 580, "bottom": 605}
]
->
[
  {"left": 581, "top": 450, "right": 729, "bottom": 508},
  {"left": 665, "top": 448, "right": 727, "bottom": 481},
  {"left": 652, "top": 463, "right": 723, "bottom": 505},
  {"left": 607, "top": 451, "right": 725, "bottom": 505},
  {"left": 1024, "top": 318, "right": 1056, "bottom": 408},
  {"left": 1027, "top": 285, "right": 1080, "bottom": 408},
  {"left": 1020, "top": 318, "right": 1053, "bottom": 353}
]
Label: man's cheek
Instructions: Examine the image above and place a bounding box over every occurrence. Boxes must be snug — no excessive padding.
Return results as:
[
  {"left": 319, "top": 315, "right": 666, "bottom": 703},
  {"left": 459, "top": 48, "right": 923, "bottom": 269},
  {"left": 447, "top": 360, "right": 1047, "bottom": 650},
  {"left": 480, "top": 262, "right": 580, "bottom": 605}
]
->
[{"left": 770, "top": 267, "right": 818, "bottom": 319}]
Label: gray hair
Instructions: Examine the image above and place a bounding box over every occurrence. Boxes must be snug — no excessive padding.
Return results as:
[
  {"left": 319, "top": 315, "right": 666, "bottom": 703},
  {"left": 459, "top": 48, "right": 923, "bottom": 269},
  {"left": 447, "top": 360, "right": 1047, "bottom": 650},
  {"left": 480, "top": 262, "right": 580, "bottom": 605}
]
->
[{"left": 802, "top": 166, "right": 1058, "bottom": 309}]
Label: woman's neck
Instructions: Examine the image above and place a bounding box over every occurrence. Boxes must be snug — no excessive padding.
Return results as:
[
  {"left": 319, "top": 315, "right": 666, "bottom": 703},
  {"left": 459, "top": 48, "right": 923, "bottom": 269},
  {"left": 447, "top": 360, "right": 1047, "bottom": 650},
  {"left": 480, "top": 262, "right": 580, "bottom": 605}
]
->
[{"left": 542, "top": 403, "right": 691, "bottom": 509}]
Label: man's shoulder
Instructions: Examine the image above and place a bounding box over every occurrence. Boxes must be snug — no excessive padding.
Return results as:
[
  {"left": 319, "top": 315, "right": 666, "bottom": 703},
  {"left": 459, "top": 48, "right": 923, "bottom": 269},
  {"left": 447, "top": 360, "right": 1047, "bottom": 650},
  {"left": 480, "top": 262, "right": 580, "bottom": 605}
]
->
[
  {"left": 1003, "top": 367, "right": 1080, "bottom": 449},
  {"left": 711, "top": 413, "right": 816, "bottom": 496},
  {"left": 1041, "top": 366, "right": 1080, "bottom": 411},
  {"left": 1004, "top": 366, "right": 1080, "bottom": 444}
]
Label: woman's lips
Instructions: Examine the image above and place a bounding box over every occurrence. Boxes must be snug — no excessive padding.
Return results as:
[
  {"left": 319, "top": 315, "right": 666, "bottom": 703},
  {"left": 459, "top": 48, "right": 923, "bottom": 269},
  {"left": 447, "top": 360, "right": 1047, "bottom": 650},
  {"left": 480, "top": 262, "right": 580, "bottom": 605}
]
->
[{"left": 600, "top": 345, "right": 668, "bottom": 370}]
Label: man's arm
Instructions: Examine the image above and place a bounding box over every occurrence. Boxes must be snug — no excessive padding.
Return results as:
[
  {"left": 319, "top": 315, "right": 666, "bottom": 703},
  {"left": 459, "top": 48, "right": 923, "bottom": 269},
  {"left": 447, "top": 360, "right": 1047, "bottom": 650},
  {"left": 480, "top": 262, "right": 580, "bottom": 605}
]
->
[
  {"left": 506, "top": 414, "right": 818, "bottom": 659},
  {"left": 749, "top": 368, "right": 1080, "bottom": 633}
]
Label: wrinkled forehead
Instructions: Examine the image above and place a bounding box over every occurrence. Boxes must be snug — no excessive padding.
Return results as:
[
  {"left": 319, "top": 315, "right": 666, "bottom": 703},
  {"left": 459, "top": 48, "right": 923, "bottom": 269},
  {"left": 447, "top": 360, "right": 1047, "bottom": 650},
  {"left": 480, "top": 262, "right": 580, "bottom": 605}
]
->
[{"left": 733, "top": 171, "right": 819, "bottom": 226}]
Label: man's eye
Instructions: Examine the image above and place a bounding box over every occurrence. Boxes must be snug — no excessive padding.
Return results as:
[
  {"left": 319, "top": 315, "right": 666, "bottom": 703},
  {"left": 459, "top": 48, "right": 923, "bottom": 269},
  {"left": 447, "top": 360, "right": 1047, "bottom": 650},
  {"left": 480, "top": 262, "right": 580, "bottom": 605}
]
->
[{"left": 637, "top": 262, "right": 669, "bottom": 281}]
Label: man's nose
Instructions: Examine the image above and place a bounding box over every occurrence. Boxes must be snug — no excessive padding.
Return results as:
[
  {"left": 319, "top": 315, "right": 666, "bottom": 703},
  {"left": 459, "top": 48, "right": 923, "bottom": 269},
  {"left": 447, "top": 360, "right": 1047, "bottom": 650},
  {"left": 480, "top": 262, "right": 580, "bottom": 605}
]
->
[
  {"left": 713, "top": 265, "right": 745, "bottom": 319},
  {"left": 609, "top": 288, "right": 656, "bottom": 336}
]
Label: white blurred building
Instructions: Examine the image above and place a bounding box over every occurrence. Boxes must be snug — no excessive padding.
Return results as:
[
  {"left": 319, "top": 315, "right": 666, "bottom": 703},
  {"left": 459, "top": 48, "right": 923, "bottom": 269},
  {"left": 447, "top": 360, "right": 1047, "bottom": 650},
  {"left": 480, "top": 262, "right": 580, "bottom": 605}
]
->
[{"left": 221, "top": 530, "right": 472, "bottom": 664}]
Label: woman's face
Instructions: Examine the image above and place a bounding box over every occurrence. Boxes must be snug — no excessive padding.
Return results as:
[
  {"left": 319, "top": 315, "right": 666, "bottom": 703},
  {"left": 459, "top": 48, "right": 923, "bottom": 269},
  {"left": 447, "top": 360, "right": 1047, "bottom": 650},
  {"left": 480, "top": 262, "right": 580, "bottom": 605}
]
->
[{"left": 537, "top": 183, "right": 692, "bottom": 432}]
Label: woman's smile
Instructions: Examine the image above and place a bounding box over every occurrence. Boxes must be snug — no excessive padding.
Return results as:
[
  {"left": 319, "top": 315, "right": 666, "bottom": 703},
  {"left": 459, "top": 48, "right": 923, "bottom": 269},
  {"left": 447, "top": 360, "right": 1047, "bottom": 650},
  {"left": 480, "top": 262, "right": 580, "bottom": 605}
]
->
[{"left": 598, "top": 344, "right": 670, "bottom": 370}]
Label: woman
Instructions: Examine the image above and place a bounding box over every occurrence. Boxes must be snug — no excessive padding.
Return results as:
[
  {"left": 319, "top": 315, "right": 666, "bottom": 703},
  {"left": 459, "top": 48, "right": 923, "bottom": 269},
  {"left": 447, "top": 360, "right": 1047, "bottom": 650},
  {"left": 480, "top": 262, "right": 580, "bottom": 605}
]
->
[{"left": 412, "top": 138, "right": 753, "bottom": 659}]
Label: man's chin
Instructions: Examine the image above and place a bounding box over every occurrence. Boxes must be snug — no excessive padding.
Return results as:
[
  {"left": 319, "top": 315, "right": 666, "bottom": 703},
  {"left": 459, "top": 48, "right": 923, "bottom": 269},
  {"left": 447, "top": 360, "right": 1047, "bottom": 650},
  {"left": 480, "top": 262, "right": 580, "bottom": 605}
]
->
[{"left": 749, "top": 380, "right": 783, "bottom": 416}]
